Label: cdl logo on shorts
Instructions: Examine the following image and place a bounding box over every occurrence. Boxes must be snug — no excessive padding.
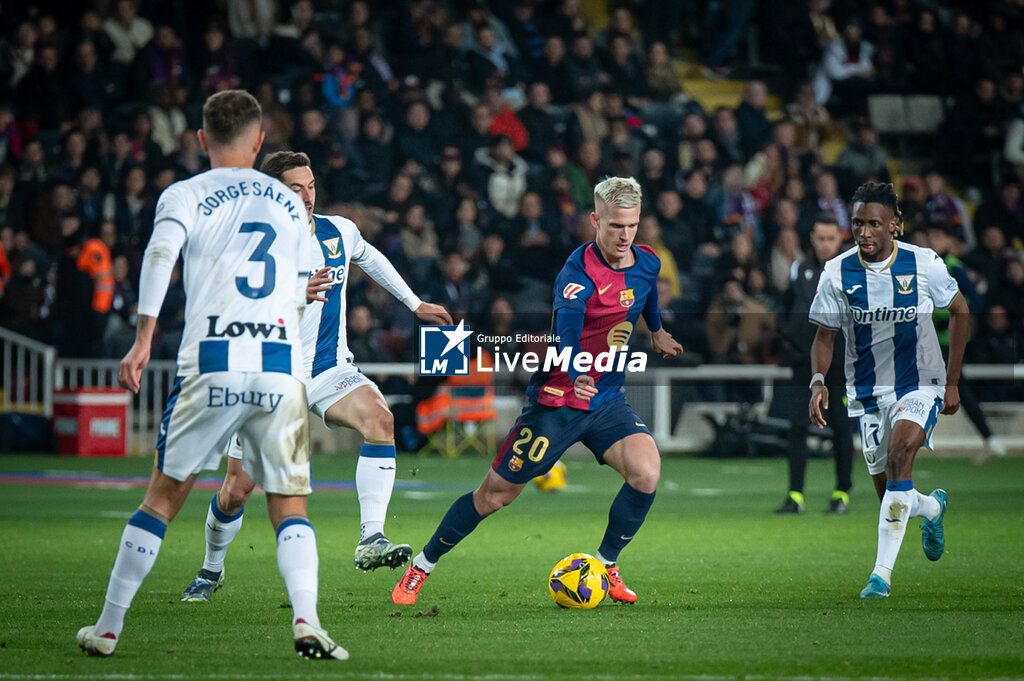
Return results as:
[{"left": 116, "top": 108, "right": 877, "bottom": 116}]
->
[{"left": 419, "top": 320, "right": 472, "bottom": 376}]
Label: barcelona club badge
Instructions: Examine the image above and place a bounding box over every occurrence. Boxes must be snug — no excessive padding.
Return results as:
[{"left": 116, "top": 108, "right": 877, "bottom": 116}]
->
[
  {"left": 619, "top": 288, "right": 634, "bottom": 308},
  {"left": 508, "top": 455, "right": 523, "bottom": 472}
]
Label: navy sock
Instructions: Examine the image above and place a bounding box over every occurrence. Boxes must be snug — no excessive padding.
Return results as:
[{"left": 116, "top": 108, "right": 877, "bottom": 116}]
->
[
  {"left": 597, "top": 483, "right": 656, "bottom": 563},
  {"left": 422, "top": 493, "right": 485, "bottom": 564}
]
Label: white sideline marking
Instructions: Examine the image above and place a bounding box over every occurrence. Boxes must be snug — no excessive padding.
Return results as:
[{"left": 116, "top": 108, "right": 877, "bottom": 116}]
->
[
  {"left": 690, "top": 488, "right": 726, "bottom": 496},
  {"left": 99, "top": 511, "right": 134, "bottom": 519},
  {"left": 720, "top": 465, "right": 774, "bottom": 476},
  {"left": 400, "top": 491, "right": 447, "bottom": 500},
  {"left": 6, "top": 674, "right": 1023, "bottom": 681}
]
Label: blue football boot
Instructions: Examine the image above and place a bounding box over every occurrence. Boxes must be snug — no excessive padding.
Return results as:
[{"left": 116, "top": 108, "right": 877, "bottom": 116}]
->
[
  {"left": 859, "top": 573, "right": 891, "bottom": 599},
  {"left": 921, "top": 489, "right": 948, "bottom": 561}
]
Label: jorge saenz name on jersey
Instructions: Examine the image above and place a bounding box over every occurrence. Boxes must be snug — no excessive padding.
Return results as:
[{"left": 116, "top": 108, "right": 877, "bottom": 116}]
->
[{"left": 195, "top": 178, "right": 301, "bottom": 221}]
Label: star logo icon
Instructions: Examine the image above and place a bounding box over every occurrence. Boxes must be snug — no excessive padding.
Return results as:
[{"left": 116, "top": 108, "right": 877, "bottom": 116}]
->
[{"left": 440, "top": 319, "right": 472, "bottom": 358}]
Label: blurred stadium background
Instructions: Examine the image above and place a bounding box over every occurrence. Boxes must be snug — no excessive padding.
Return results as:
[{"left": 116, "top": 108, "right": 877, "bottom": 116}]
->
[{"left": 2, "top": 0, "right": 1024, "bottom": 460}]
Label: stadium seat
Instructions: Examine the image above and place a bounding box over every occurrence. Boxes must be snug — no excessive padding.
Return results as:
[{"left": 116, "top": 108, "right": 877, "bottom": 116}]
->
[
  {"left": 903, "top": 95, "right": 945, "bottom": 134},
  {"left": 415, "top": 351, "right": 498, "bottom": 458},
  {"left": 867, "top": 94, "right": 908, "bottom": 134},
  {"left": 868, "top": 94, "right": 946, "bottom": 135}
]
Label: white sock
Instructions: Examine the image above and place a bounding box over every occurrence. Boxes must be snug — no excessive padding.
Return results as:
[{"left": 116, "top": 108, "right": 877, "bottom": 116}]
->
[
  {"left": 872, "top": 489, "right": 914, "bottom": 583},
  {"left": 96, "top": 511, "right": 166, "bottom": 637},
  {"left": 203, "top": 493, "right": 243, "bottom": 575},
  {"left": 912, "top": 490, "right": 940, "bottom": 520},
  {"left": 595, "top": 551, "right": 615, "bottom": 567},
  {"left": 276, "top": 518, "right": 319, "bottom": 629},
  {"left": 356, "top": 442, "right": 396, "bottom": 540},
  {"left": 412, "top": 551, "right": 436, "bottom": 574}
]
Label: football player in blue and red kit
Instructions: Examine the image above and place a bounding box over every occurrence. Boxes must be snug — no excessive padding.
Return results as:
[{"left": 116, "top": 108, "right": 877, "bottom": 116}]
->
[{"left": 392, "top": 177, "right": 683, "bottom": 605}]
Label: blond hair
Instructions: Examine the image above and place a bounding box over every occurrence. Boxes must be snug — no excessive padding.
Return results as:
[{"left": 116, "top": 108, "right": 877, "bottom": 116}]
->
[{"left": 594, "top": 176, "right": 643, "bottom": 212}]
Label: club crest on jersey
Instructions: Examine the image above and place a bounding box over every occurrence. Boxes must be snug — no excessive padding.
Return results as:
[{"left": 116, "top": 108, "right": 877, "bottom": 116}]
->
[
  {"left": 619, "top": 289, "right": 635, "bottom": 308},
  {"left": 895, "top": 274, "right": 915, "bottom": 294},
  {"left": 322, "top": 237, "right": 341, "bottom": 258},
  {"left": 508, "top": 455, "right": 523, "bottom": 472},
  {"left": 563, "top": 283, "right": 585, "bottom": 300}
]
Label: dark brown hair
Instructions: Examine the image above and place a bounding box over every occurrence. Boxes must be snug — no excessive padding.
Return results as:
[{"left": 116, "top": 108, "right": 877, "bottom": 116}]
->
[
  {"left": 201, "top": 90, "right": 262, "bottom": 146},
  {"left": 259, "top": 151, "right": 311, "bottom": 182}
]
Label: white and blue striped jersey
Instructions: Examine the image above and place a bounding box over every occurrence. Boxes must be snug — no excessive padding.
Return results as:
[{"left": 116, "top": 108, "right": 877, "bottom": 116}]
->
[
  {"left": 150, "top": 168, "right": 307, "bottom": 378},
  {"left": 809, "top": 242, "right": 959, "bottom": 416},
  {"left": 300, "top": 214, "right": 419, "bottom": 380}
]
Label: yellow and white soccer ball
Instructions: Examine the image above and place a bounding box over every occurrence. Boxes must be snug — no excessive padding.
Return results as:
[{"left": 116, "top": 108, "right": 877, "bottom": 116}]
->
[
  {"left": 532, "top": 460, "right": 567, "bottom": 493},
  {"left": 548, "top": 552, "right": 608, "bottom": 609}
]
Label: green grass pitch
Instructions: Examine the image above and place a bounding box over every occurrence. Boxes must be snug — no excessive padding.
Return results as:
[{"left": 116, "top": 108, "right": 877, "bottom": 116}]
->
[{"left": 1, "top": 451, "right": 1022, "bottom": 680}]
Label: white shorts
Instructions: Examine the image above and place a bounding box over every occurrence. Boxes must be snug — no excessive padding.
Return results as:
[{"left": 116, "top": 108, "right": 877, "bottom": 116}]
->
[
  {"left": 157, "top": 372, "right": 311, "bottom": 495},
  {"left": 856, "top": 387, "right": 944, "bottom": 475},
  {"left": 306, "top": 362, "right": 378, "bottom": 429},
  {"left": 226, "top": 362, "right": 379, "bottom": 461}
]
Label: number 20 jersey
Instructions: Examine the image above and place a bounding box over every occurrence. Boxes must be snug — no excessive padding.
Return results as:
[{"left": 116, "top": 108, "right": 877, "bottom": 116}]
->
[{"left": 154, "top": 167, "right": 307, "bottom": 379}]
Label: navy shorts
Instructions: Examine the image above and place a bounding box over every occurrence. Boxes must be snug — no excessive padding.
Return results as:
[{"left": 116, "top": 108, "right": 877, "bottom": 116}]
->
[{"left": 491, "top": 399, "right": 652, "bottom": 484}]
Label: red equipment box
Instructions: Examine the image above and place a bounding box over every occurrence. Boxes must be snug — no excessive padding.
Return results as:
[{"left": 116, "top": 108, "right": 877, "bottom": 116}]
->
[{"left": 53, "top": 388, "right": 130, "bottom": 456}]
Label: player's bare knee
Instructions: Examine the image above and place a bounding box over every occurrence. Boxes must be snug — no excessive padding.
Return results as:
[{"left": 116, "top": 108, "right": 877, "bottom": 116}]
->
[
  {"left": 474, "top": 485, "right": 520, "bottom": 516},
  {"left": 473, "top": 491, "right": 504, "bottom": 516},
  {"left": 365, "top": 408, "right": 394, "bottom": 441},
  {"left": 628, "top": 467, "right": 660, "bottom": 494}
]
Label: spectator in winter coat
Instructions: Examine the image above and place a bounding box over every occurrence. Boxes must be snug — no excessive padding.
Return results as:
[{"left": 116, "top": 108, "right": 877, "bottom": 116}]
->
[{"left": 471, "top": 136, "right": 528, "bottom": 219}]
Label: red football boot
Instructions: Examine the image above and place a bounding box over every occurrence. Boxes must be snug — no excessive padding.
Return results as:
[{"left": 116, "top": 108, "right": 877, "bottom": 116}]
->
[
  {"left": 606, "top": 564, "right": 637, "bottom": 604},
  {"left": 392, "top": 564, "right": 430, "bottom": 605}
]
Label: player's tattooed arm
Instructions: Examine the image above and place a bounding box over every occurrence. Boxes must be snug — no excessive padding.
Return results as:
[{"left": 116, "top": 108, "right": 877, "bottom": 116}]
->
[{"left": 651, "top": 328, "right": 683, "bottom": 358}]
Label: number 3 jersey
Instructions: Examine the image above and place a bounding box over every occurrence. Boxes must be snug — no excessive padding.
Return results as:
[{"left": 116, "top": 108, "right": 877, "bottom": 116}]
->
[
  {"left": 149, "top": 167, "right": 308, "bottom": 378},
  {"left": 808, "top": 241, "right": 960, "bottom": 416}
]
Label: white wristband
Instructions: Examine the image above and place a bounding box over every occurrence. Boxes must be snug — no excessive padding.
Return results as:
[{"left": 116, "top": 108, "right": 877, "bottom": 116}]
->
[
  {"left": 402, "top": 293, "right": 423, "bottom": 312},
  {"left": 809, "top": 372, "right": 825, "bottom": 388}
]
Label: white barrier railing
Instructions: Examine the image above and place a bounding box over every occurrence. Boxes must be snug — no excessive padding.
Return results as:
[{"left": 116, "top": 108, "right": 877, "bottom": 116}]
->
[
  {"left": 55, "top": 358, "right": 178, "bottom": 454},
  {"left": 44, "top": 361, "right": 1024, "bottom": 455},
  {"left": 48, "top": 360, "right": 793, "bottom": 454},
  {"left": 1, "top": 327, "right": 56, "bottom": 417},
  {"left": 1, "top": 324, "right": 1020, "bottom": 456},
  {"left": 641, "top": 365, "right": 793, "bottom": 450}
]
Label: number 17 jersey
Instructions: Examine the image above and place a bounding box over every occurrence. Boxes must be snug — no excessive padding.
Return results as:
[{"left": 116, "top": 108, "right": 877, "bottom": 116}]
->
[{"left": 154, "top": 167, "right": 308, "bottom": 378}]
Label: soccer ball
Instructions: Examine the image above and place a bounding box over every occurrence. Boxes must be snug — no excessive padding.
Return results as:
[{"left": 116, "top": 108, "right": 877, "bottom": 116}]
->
[
  {"left": 532, "top": 461, "right": 567, "bottom": 493},
  {"left": 548, "top": 553, "right": 608, "bottom": 609}
]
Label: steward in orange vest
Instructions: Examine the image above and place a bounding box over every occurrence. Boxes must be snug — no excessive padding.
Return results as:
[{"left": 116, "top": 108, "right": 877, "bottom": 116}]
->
[{"left": 55, "top": 213, "right": 113, "bottom": 357}]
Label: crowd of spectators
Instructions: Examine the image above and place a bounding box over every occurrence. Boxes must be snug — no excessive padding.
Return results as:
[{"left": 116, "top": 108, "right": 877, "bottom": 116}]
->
[{"left": 0, "top": 0, "right": 1022, "bottom": 396}]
